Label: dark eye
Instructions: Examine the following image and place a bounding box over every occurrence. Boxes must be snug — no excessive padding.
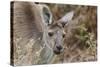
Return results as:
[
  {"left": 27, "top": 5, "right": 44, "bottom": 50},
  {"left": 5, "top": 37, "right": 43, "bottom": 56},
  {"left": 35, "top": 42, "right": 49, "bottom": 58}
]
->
[
  {"left": 48, "top": 32, "right": 54, "bottom": 37},
  {"left": 63, "top": 34, "right": 65, "bottom": 38},
  {"left": 61, "top": 22, "right": 66, "bottom": 27}
]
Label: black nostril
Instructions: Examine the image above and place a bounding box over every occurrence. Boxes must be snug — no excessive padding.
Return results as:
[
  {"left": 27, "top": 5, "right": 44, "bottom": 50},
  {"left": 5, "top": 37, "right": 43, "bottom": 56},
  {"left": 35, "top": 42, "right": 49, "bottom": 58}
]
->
[{"left": 56, "top": 46, "right": 62, "bottom": 50}]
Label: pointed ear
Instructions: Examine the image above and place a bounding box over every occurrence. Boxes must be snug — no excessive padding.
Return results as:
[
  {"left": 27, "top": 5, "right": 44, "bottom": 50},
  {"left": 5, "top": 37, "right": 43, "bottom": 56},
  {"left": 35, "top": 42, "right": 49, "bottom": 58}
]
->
[
  {"left": 39, "top": 4, "right": 53, "bottom": 25},
  {"left": 58, "top": 11, "right": 74, "bottom": 24}
]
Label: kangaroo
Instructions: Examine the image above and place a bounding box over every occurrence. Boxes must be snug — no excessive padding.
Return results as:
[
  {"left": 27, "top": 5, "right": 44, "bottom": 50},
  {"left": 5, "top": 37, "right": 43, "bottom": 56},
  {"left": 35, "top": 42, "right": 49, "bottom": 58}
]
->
[{"left": 11, "top": 1, "right": 74, "bottom": 65}]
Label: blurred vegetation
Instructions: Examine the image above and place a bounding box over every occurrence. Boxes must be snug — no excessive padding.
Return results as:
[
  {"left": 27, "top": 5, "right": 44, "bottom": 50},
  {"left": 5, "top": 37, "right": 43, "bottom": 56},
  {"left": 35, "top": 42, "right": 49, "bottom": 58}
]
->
[{"left": 75, "top": 24, "right": 96, "bottom": 54}]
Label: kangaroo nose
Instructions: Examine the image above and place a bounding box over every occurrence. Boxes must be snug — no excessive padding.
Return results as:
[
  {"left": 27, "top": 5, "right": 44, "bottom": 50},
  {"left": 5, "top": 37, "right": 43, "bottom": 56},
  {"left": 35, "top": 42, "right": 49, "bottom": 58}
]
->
[
  {"left": 53, "top": 45, "right": 63, "bottom": 54},
  {"left": 56, "top": 45, "right": 63, "bottom": 51}
]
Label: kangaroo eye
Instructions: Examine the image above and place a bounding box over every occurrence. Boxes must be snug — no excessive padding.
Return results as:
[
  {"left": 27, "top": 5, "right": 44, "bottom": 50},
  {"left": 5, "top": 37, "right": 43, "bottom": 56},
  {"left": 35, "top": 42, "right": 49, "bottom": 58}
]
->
[
  {"left": 63, "top": 34, "right": 65, "bottom": 38},
  {"left": 48, "top": 32, "right": 54, "bottom": 37}
]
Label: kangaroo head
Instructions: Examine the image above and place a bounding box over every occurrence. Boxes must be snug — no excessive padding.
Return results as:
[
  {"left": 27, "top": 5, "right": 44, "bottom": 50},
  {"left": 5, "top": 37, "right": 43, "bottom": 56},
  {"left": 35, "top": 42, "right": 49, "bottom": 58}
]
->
[{"left": 39, "top": 4, "right": 74, "bottom": 54}]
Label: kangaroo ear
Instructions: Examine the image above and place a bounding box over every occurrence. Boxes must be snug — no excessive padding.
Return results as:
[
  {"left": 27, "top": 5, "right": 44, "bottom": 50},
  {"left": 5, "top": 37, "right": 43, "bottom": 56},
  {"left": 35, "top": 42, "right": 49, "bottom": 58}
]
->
[
  {"left": 40, "top": 4, "right": 53, "bottom": 25},
  {"left": 58, "top": 11, "right": 74, "bottom": 26}
]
